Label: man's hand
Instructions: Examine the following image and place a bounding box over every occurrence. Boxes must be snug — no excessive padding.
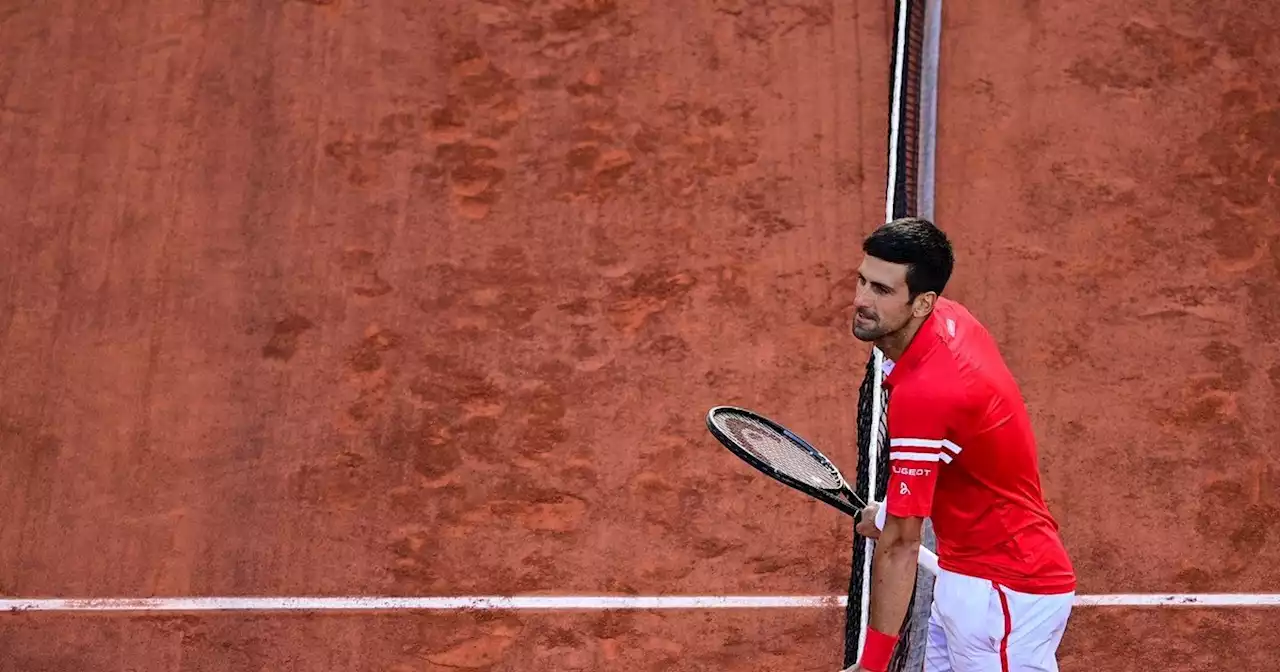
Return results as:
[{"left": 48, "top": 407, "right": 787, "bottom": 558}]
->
[{"left": 855, "top": 502, "right": 881, "bottom": 539}]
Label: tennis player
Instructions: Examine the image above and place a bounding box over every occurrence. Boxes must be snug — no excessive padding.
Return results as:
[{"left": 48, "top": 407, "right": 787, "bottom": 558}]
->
[{"left": 843, "top": 218, "right": 1076, "bottom": 672}]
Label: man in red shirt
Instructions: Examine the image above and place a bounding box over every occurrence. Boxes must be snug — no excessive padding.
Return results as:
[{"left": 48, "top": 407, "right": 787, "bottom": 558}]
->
[{"left": 844, "top": 218, "right": 1076, "bottom": 672}]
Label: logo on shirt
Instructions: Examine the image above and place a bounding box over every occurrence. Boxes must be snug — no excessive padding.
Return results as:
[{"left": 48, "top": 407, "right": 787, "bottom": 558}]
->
[
  {"left": 893, "top": 465, "right": 932, "bottom": 477},
  {"left": 899, "top": 482, "right": 911, "bottom": 495}
]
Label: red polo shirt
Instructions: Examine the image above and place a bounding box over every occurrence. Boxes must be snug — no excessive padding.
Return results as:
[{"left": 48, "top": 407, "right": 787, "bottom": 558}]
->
[{"left": 882, "top": 297, "right": 1076, "bottom": 595}]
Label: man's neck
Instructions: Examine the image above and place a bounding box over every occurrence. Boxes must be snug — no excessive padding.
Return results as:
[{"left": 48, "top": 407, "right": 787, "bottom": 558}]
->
[{"left": 876, "top": 315, "right": 927, "bottom": 362}]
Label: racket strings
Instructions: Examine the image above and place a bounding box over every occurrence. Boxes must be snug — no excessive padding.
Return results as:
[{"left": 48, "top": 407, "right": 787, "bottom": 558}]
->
[{"left": 713, "top": 412, "right": 843, "bottom": 490}]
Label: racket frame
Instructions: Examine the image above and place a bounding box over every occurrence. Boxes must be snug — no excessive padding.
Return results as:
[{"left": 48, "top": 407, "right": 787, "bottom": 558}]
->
[
  {"left": 705, "top": 404, "right": 941, "bottom": 576},
  {"left": 706, "top": 405, "right": 868, "bottom": 521}
]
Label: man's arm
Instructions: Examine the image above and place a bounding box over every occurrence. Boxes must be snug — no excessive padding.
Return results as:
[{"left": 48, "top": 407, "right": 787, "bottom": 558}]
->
[
  {"left": 850, "top": 383, "right": 946, "bottom": 672},
  {"left": 847, "top": 512, "right": 924, "bottom": 672},
  {"left": 868, "top": 512, "right": 924, "bottom": 638}
]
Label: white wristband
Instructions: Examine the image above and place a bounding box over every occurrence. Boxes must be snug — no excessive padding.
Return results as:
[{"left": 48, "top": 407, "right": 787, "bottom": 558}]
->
[{"left": 874, "top": 499, "right": 887, "bottom": 530}]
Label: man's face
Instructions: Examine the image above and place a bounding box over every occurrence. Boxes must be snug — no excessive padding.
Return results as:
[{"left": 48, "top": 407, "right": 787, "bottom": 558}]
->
[{"left": 851, "top": 255, "right": 917, "bottom": 341}]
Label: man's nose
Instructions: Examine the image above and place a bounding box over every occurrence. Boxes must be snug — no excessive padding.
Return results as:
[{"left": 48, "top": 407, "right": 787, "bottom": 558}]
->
[{"left": 853, "top": 284, "right": 873, "bottom": 310}]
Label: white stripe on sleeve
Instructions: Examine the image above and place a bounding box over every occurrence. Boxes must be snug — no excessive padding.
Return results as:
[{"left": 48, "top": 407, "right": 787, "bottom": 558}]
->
[
  {"left": 889, "top": 438, "right": 943, "bottom": 449},
  {"left": 889, "top": 451, "right": 941, "bottom": 462}
]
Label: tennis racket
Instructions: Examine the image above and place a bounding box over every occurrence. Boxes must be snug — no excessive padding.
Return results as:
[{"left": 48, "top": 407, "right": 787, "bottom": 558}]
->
[{"left": 705, "top": 405, "right": 939, "bottom": 575}]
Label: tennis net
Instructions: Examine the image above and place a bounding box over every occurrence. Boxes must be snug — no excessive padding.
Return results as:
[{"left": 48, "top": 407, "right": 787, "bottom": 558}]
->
[{"left": 842, "top": 1, "right": 942, "bottom": 670}]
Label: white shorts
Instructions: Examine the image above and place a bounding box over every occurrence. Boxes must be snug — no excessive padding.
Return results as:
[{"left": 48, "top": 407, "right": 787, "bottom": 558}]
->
[{"left": 924, "top": 568, "right": 1074, "bottom": 672}]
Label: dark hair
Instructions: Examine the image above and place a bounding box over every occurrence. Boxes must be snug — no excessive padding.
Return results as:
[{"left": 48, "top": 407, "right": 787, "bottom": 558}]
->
[{"left": 862, "top": 217, "right": 954, "bottom": 298}]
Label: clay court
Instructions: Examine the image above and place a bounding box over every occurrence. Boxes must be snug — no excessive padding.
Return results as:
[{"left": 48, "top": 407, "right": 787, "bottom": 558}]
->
[{"left": 1, "top": 0, "right": 1278, "bottom": 670}]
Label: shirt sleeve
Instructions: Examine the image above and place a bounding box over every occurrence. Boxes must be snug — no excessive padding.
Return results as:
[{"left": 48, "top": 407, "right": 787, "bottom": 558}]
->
[{"left": 883, "top": 385, "right": 950, "bottom": 519}]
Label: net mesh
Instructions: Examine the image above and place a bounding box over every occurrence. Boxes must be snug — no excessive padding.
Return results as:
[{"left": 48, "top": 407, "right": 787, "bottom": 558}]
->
[
  {"left": 842, "top": 1, "right": 940, "bottom": 670},
  {"left": 711, "top": 412, "right": 843, "bottom": 491}
]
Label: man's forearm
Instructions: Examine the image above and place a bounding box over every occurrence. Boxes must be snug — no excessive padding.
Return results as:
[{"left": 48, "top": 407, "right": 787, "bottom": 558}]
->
[{"left": 868, "top": 534, "right": 920, "bottom": 635}]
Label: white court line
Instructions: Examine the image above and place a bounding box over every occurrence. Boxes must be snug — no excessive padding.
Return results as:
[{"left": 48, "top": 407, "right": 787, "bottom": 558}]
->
[{"left": 3, "top": 594, "right": 1279, "bottom": 613}]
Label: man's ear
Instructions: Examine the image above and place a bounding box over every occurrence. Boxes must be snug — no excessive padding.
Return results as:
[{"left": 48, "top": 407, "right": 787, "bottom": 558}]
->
[{"left": 911, "top": 291, "right": 937, "bottom": 318}]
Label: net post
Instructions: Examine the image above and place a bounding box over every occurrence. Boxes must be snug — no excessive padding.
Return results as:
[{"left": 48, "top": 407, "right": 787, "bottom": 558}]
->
[{"left": 917, "top": 0, "right": 942, "bottom": 221}]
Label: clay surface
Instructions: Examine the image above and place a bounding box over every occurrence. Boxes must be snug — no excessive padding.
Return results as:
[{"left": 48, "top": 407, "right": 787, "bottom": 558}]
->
[{"left": 2, "top": 0, "right": 1277, "bottom": 669}]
